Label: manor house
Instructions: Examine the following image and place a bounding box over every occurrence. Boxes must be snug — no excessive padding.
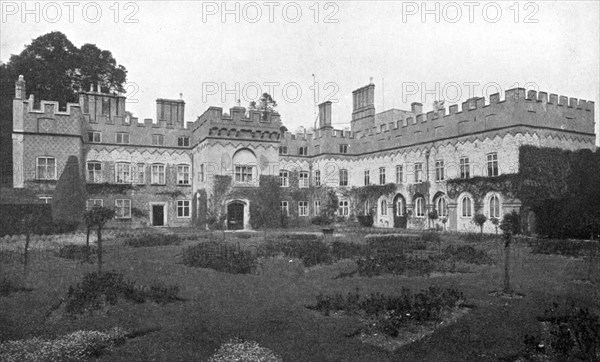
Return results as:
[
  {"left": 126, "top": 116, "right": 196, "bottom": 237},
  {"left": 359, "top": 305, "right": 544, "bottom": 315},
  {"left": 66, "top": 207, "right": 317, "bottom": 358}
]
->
[{"left": 11, "top": 76, "right": 597, "bottom": 232}]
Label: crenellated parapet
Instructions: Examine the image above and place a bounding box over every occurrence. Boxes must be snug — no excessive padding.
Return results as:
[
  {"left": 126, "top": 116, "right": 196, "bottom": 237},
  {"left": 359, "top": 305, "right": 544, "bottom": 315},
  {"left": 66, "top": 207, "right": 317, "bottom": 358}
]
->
[{"left": 191, "top": 106, "right": 283, "bottom": 145}]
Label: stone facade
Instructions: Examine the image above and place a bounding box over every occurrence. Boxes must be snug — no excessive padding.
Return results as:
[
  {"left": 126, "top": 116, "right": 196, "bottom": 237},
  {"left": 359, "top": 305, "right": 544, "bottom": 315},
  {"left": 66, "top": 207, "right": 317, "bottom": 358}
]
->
[{"left": 10, "top": 75, "right": 596, "bottom": 231}]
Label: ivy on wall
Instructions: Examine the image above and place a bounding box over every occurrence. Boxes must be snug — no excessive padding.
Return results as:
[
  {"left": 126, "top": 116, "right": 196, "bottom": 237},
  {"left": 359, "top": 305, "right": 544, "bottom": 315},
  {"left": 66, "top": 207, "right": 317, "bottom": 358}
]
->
[
  {"left": 446, "top": 175, "right": 518, "bottom": 208},
  {"left": 87, "top": 182, "right": 139, "bottom": 195}
]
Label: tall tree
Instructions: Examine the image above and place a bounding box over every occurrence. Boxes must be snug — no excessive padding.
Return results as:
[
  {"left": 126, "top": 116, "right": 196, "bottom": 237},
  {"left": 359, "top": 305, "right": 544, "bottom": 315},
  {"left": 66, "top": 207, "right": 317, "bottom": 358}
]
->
[{"left": 0, "top": 31, "right": 128, "bottom": 186}]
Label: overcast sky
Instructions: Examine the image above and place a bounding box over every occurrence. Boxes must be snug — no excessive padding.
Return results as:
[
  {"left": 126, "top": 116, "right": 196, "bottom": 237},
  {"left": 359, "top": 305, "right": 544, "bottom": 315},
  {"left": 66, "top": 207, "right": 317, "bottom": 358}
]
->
[{"left": 1, "top": 1, "right": 598, "bottom": 144}]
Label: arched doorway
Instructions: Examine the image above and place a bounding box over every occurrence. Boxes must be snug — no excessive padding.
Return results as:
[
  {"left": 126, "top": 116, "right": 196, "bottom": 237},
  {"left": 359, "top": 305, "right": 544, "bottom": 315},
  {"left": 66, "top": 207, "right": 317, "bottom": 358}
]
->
[
  {"left": 392, "top": 194, "right": 407, "bottom": 228},
  {"left": 227, "top": 202, "right": 245, "bottom": 230}
]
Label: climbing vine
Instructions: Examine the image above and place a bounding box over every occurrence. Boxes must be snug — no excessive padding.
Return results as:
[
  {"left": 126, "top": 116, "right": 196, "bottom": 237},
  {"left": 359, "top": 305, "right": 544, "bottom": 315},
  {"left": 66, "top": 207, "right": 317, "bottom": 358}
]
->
[{"left": 87, "top": 183, "right": 139, "bottom": 195}]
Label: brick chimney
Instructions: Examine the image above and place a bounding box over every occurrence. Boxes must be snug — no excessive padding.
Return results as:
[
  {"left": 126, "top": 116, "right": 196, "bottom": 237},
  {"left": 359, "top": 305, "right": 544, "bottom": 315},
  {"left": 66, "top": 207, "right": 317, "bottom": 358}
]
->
[
  {"left": 15, "top": 75, "right": 26, "bottom": 100},
  {"left": 411, "top": 102, "right": 423, "bottom": 114},
  {"left": 318, "top": 101, "right": 332, "bottom": 129}
]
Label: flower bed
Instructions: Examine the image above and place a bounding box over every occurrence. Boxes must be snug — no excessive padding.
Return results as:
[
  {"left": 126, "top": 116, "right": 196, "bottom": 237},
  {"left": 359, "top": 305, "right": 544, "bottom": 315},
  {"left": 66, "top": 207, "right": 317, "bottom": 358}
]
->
[
  {"left": 208, "top": 338, "right": 282, "bottom": 362},
  {"left": 124, "top": 233, "right": 183, "bottom": 247},
  {"left": 182, "top": 241, "right": 257, "bottom": 274},
  {"left": 528, "top": 238, "right": 599, "bottom": 258}
]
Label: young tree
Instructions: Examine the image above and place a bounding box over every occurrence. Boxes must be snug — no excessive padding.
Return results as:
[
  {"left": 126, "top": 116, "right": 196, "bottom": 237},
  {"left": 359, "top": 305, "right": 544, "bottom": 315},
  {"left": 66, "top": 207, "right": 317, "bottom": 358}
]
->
[
  {"left": 499, "top": 211, "right": 520, "bottom": 294},
  {"left": 21, "top": 214, "right": 35, "bottom": 287},
  {"left": 490, "top": 217, "right": 500, "bottom": 235},
  {"left": 473, "top": 213, "right": 488, "bottom": 240},
  {"left": 84, "top": 205, "right": 115, "bottom": 273},
  {"left": 323, "top": 189, "right": 339, "bottom": 223}
]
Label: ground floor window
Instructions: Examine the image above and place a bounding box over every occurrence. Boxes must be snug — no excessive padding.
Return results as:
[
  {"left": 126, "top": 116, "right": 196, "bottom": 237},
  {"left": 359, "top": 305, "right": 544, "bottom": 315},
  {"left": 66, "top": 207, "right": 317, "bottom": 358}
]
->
[
  {"left": 461, "top": 196, "right": 473, "bottom": 218},
  {"left": 338, "top": 200, "right": 349, "bottom": 216},
  {"left": 115, "top": 199, "right": 131, "bottom": 219},
  {"left": 489, "top": 195, "right": 500, "bottom": 218},
  {"left": 177, "top": 200, "right": 190, "bottom": 218},
  {"left": 39, "top": 196, "right": 52, "bottom": 204},
  {"left": 314, "top": 200, "right": 321, "bottom": 216},
  {"left": 380, "top": 200, "right": 387, "bottom": 216},
  {"left": 415, "top": 197, "right": 425, "bottom": 217},
  {"left": 298, "top": 201, "right": 308, "bottom": 216},
  {"left": 436, "top": 197, "right": 448, "bottom": 217},
  {"left": 86, "top": 199, "right": 103, "bottom": 210},
  {"left": 280, "top": 201, "right": 289, "bottom": 216}
]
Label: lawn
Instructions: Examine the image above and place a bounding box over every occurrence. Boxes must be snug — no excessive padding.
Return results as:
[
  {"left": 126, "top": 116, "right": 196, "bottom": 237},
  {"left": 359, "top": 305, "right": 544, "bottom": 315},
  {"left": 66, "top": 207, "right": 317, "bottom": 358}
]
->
[{"left": 1, "top": 228, "right": 599, "bottom": 361}]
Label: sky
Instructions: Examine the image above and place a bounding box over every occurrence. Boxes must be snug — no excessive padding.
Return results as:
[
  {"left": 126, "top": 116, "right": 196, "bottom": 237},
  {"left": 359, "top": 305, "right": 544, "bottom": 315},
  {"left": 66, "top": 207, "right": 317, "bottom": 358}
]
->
[{"left": 1, "top": 1, "right": 599, "bottom": 144}]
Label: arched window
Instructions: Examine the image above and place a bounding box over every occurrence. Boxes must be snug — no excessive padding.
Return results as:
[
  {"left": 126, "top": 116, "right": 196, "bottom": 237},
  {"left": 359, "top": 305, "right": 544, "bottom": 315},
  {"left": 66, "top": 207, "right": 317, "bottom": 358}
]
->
[
  {"left": 436, "top": 197, "right": 448, "bottom": 217},
  {"left": 381, "top": 200, "right": 387, "bottom": 216},
  {"left": 461, "top": 196, "right": 473, "bottom": 218},
  {"left": 489, "top": 195, "right": 500, "bottom": 218},
  {"left": 415, "top": 197, "right": 425, "bottom": 217},
  {"left": 396, "top": 198, "right": 404, "bottom": 216}
]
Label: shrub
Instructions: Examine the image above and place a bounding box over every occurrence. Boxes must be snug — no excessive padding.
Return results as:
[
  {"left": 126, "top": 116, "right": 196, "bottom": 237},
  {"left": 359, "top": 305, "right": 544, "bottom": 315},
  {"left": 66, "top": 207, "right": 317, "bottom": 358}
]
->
[
  {"left": 0, "top": 327, "right": 127, "bottom": 362},
  {"left": 65, "top": 272, "right": 181, "bottom": 314},
  {"left": 125, "top": 233, "right": 183, "bottom": 247},
  {"left": 279, "top": 239, "right": 332, "bottom": 267},
  {"left": 421, "top": 230, "right": 441, "bottom": 243},
  {"left": 331, "top": 241, "right": 368, "bottom": 260},
  {"left": 355, "top": 254, "right": 434, "bottom": 277},
  {"left": 208, "top": 338, "right": 282, "bottom": 362},
  {"left": 443, "top": 245, "right": 493, "bottom": 265},
  {"left": 311, "top": 216, "right": 332, "bottom": 226},
  {"left": 529, "top": 239, "right": 599, "bottom": 258},
  {"left": 284, "top": 233, "right": 319, "bottom": 241},
  {"left": 310, "top": 287, "right": 464, "bottom": 337},
  {"left": 55, "top": 244, "right": 97, "bottom": 260},
  {"left": 182, "top": 242, "right": 257, "bottom": 274},
  {"left": 522, "top": 303, "right": 600, "bottom": 361},
  {"left": 357, "top": 215, "right": 374, "bottom": 227},
  {"left": 366, "top": 235, "right": 427, "bottom": 252},
  {"left": 0, "top": 277, "right": 31, "bottom": 297}
]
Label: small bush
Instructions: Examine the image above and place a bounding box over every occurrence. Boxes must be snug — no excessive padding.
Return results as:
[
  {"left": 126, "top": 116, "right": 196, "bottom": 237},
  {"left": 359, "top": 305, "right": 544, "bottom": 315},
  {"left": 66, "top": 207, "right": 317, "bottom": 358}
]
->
[
  {"left": 208, "top": 338, "right": 282, "bottom": 362},
  {"left": 0, "top": 327, "right": 127, "bottom": 362},
  {"left": 310, "top": 287, "right": 464, "bottom": 337},
  {"left": 182, "top": 242, "right": 257, "bottom": 274},
  {"left": 443, "top": 245, "right": 493, "bottom": 265},
  {"left": 65, "top": 272, "right": 181, "bottom": 314},
  {"left": 366, "top": 235, "right": 427, "bottom": 252},
  {"left": 331, "top": 241, "right": 368, "bottom": 260},
  {"left": 522, "top": 303, "right": 600, "bottom": 361},
  {"left": 280, "top": 239, "right": 332, "bottom": 267},
  {"left": 355, "top": 254, "right": 434, "bottom": 277},
  {"left": 284, "top": 233, "right": 319, "bottom": 241},
  {"left": 357, "top": 215, "right": 374, "bottom": 227},
  {"left": 421, "top": 231, "right": 441, "bottom": 243},
  {"left": 0, "top": 277, "right": 31, "bottom": 297},
  {"left": 55, "top": 244, "right": 97, "bottom": 260},
  {"left": 311, "top": 216, "right": 332, "bottom": 226},
  {"left": 125, "top": 233, "right": 182, "bottom": 247},
  {"left": 529, "top": 239, "right": 599, "bottom": 258}
]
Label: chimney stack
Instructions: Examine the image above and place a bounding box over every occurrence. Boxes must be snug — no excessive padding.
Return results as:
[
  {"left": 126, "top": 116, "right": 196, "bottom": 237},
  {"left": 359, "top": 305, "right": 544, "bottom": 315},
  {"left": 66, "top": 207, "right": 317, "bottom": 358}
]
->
[
  {"left": 15, "top": 75, "right": 26, "bottom": 100},
  {"left": 411, "top": 102, "right": 423, "bottom": 114},
  {"left": 318, "top": 101, "right": 332, "bottom": 130}
]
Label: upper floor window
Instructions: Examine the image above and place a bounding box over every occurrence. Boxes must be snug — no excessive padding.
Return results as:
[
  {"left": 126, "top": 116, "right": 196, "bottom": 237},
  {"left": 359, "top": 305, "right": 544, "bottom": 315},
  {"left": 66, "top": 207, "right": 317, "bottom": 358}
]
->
[
  {"left": 379, "top": 167, "right": 386, "bottom": 185},
  {"left": 487, "top": 153, "right": 499, "bottom": 177},
  {"left": 177, "top": 165, "right": 191, "bottom": 185},
  {"left": 177, "top": 136, "right": 190, "bottom": 147},
  {"left": 414, "top": 163, "right": 423, "bottom": 183},
  {"left": 152, "top": 134, "right": 164, "bottom": 146},
  {"left": 116, "top": 132, "right": 130, "bottom": 144},
  {"left": 314, "top": 170, "right": 321, "bottom": 187},
  {"left": 364, "top": 170, "right": 370, "bottom": 185},
  {"left": 115, "top": 199, "right": 131, "bottom": 219},
  {"left": 380, "top": 200, "right": 387, "bottom": 216},
  {"left": 396, "top": 165, "right": 403, "bottom": 184},
  {"left": 115, "top": 162, "right": 132, "bottom": 184},
  {"left": 415, "top": 197, "right": 425, "bottom": 217},
  {"left": 199, "top": 164, "right": 204, "bottom": 182},
  {"left": 235, "top": 165, "right": 253, "bottom": 183},
  {"left": 460, "top": 157, "right": 470, "bottom": 179},
  {"left": 461, "top": 195, "right": 473, "bottom": 218},
  {"left": 339, "top": 169, "right": 348, "bottom": 186},
  {"left": 339, "top": 144, "right": 348, "bottom": 154},
  {"left": 279, "top": 170, "right": 289, "bottom": 187},
  {"left": 87, "top": 131, "right": 101, "bottom": 143},
  {"left": 136, "top": 163, "right": 145, "bottom": 184},
  {"left": 298, "top": 201, "right": 308, "bottom": 216},
  {"left": 338, "top": 200, "right": 349, "bottom": 216},
  {"left": 151, "top": 164, "right": 166, "bottom": 185},
  {"left": 280, "top": 201, "right": 289, "bottom": 216},
  {"left": 299, "top": 146, "right": 308, "bottom": 156},
  {"left": 435, "top": 160, "right": 445, "bottom": 181},
  {"left": 86, "top": 161, "right": 102, "bottom": 183},
  {"left": 36, "top": 157, "right": 57, "bottom": 180},
  {"left": 279, "top": 146, "right": 288, "bottom": 155},
  {"left": 489, "top": 195, "right": 500, "bottom": 218},
  {"left": 299, "top": 171, "right": 309, "bottom": 188}
]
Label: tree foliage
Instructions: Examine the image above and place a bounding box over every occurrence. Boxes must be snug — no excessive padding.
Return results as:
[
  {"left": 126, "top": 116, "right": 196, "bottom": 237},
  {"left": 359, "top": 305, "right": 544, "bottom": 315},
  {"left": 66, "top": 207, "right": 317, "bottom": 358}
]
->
[{"left": 51, "top": 155, "right": 86, "bottom": 224}]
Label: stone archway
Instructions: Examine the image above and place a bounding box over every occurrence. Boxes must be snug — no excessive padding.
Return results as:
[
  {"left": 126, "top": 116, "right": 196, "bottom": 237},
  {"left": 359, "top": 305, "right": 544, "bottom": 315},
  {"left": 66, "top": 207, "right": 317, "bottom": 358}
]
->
[
  {"left": 392, "top": 193, "right": 407, "bottom": 228},
  {"left": 227, "top": 201, "right": 245, "bottom": 230}
]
